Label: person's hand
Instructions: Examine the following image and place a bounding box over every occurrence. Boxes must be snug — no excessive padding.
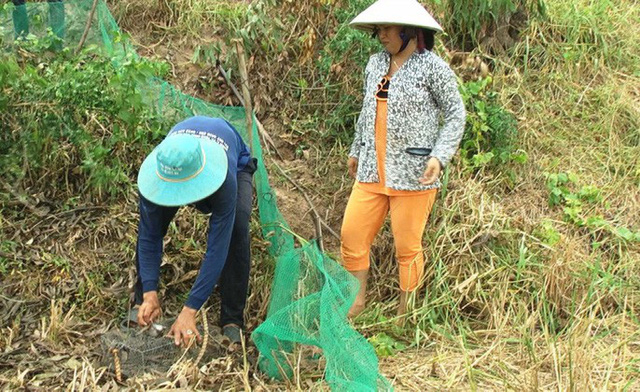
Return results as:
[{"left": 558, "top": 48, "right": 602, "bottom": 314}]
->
[
  {"left": 137, "top": 291, "right": 162, "bottom": 326},
  {"left": 347, "top": 157, "right": 358, "bottom": 179},
  {"left": 169, "top": 306, "right": 202, "bottom": 347},
  {"left": 419, "top": 157, "right": 442, "bottom": 185}
]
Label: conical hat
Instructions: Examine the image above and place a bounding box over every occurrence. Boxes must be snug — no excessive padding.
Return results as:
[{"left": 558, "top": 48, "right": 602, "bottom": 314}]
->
[{"left": 349, "top": 0, "right": 443, "bottom": 33}]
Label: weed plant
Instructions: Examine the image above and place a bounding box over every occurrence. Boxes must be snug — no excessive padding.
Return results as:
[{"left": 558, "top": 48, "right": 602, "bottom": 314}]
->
[{"left": 0, "top": 42, "right": 171, "bottom": 202}]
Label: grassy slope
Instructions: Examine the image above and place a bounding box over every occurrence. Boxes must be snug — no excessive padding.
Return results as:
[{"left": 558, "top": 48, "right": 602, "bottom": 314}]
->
[
  {"left": 382, "top": 1, "right": 640, "bottom": 389},
  {"left": 1, "top": 0, "right": 639, "bottom": 390}
]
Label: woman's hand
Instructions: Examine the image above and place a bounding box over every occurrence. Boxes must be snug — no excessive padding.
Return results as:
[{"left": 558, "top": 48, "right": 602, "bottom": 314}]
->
[
  {"left": 419, "top": 157, "right": 442, "bottom": 185},
  {"left": 137, "top": 291, "right": 162, "bottom": 326},
  {"left": 347, "top": 157, "right": 358, "bottom": 179},
  {"left": 169, "top": 306, "right": 202, "bottom": 347}
]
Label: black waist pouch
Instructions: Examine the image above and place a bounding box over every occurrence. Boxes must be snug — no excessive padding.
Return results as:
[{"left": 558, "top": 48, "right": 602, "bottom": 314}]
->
[{"left": 405, "top": 147, "right": 432, "bottom": 156}]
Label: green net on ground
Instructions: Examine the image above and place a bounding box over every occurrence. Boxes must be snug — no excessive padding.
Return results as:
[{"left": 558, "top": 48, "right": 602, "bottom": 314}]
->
[{"left": 1, "top": 1, "right": 392, "bottom": 389}]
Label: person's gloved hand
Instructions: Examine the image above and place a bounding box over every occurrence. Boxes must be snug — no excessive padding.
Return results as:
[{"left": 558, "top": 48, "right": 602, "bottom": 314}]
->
[
  {"left": 419, "top": 157, "right": 442, "bottom": 185},
  {"left": 347, "top": 157, "right": 358, "bottom": 179},
  {"left": 137, "top": 291, "right": 162, "bottom": 326},
  {"left": 169, "top": 306, "right": 202, "bottom": 347}
]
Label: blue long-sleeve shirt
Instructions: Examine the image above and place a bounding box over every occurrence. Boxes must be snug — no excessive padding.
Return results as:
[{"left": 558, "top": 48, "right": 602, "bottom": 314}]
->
[{"left": 137, "top": 116, "right": 251, "bottom": 310}]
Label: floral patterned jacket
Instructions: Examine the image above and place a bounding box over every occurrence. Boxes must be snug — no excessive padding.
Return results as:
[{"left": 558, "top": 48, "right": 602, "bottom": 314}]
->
[{"left": 348, "top": 50, "right": 466, "bottom": 191}]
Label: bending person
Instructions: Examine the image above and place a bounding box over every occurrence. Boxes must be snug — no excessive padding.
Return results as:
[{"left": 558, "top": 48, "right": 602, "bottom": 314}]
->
[
  {"left": 341, "top": 0, "right": 466, "bottom": 319},
  {"left": 133, "top": 116, "right": 256, "bottom": 346}
]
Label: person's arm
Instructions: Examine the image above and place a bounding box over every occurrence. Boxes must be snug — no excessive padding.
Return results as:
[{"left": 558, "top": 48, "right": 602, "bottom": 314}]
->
[
  {"left": 348, "top": 57, "right": 374, "bottom": 159},
  {"left": 137, "top": 195, "right": 178, "bottom": 293},
  {"left": 184, "top": 172, "right": 237, "bottom": 310},
  {"left": 427, "top": 61, "right": 467, "bottom": 168},
  {"left": 170, "top": 170, "right": 237, "bottom": 346},
  {"left": 349, "top": 117, "right": 365, "bottom": 159}
]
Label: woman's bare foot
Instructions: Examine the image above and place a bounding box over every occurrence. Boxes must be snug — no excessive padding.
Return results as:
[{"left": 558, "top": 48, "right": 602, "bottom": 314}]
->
[
  {"left": 347, "top": 269, "right": 369, "bottom": 319},
  {"left": 395, "top": 290, "right": 409, "bottom": 326},
  {"left": 348, "top": 301, "right": 366, "bottom": 318}
]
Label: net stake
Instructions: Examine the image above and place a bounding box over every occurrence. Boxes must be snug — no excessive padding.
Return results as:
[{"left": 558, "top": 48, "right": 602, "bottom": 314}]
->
[
  {"left": 233, "top": 39, "right": 254, "bottom": 153},
  {"left": 216, "top": 62, "right": 282, "bottom": 159},
  {"left": 76, "top": 0, "right": 100, "bottom": 55},
  {"left": 111, "top": 347, "right": 122, "bottom": 382}
]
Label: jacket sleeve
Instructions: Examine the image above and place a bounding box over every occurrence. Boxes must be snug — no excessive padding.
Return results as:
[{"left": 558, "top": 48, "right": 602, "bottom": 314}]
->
[
  {"left": 137, "top": 196, "right": 178, "bottom": 293},
  {"left": 184, "top": 173, "right": 237, "bottom": 310},
  {"left": 428, "top": 61, "right": 466, "bottom": 168},
  {"left": 348, "top": 57, "right": 374, "bottom": 159}
]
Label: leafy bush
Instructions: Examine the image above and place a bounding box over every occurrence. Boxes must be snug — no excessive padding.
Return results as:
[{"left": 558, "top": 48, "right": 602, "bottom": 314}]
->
[
  {"left": 459, "top": 77, "right": 526, "bottom": 173},
  {"left": 0, "top": 40, "right": 170, "bottom": 202}
]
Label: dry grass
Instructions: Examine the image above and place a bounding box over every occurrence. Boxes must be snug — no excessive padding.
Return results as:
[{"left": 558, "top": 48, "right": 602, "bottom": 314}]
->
[{"left": 382, "top": 322, "right": 640, "bottom": 391}]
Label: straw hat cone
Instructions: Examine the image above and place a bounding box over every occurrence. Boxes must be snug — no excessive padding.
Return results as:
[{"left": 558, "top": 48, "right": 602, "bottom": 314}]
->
[{"left": 349, "top": 0, "right": 443, "bottom": 33}]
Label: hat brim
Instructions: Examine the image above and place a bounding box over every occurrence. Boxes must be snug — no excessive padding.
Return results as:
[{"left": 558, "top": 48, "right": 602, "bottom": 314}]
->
[
  {"left": 137, "top": 137, "right": 228, "bottom": 207},
  {"left": 350, "top": 22, "right": 442, "bottom": 34},
  {"left": 349, "top": 0, "right": 443, "bottom": 33}
]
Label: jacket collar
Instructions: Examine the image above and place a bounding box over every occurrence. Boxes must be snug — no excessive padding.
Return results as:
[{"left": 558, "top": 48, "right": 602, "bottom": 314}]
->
[{"left": 374, "top": 50, "right": 423, "bottom": 78}]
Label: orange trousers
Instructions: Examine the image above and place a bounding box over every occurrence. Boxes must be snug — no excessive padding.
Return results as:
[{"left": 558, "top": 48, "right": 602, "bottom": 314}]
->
[{"left": 340, "top": 183, "right": 437, "bottom": 291}]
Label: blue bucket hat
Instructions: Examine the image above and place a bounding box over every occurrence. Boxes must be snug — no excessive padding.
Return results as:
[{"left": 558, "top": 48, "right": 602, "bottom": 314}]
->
[{"left": 137, "top": 134, "right": 228, "bottom": 206}]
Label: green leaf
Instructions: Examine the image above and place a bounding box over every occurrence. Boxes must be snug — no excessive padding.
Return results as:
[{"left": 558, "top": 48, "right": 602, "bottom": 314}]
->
[
  {"left": 558, "top": 172, "right": 568, "bottom": 183},
  {"left": 118, "top": 109, "right": 133, "bottom": 123},
  {"left": 615, "top": 227, "right": 634, "bottom": 241}
]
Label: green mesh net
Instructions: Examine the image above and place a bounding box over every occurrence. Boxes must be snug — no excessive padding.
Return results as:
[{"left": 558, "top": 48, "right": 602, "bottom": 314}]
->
[{"left": 1, "top": 1, "right": 392, "bottom": 390}]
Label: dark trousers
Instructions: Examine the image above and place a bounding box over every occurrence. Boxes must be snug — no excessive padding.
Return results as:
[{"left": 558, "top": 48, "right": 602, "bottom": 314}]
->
[
  {"left": 134, "top": 161, "right": 255, "bottom": 328},
  {"left": 218, "top": 165, "right": 254, "bottom": 328}
]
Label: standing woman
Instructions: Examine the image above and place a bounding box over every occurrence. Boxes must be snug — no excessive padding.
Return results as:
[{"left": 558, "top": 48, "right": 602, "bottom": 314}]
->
[{"left": 341, "top": 0, "right": 466, "bottom": 319}]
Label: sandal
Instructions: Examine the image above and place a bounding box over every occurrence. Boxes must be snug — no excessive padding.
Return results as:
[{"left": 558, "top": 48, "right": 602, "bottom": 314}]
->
[{"left": 222, "top": 324, "right": 243, "bottom": 344}]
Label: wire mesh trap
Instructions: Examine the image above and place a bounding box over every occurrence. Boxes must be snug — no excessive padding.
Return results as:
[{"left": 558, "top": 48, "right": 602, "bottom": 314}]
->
[{"left": 99, "top": 319, "right": 226, "bottom": 380}]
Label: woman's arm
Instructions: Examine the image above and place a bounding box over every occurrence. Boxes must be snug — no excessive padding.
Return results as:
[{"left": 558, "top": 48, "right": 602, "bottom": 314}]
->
[
  {"left": 427, "top": 60, "right": 466, "bottom": 168},
  {"left": 348, "top": 56, "right": 375, "bottom": 158}
]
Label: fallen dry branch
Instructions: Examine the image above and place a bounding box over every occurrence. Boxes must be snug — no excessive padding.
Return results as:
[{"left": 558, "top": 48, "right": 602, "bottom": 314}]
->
[
  {"left": 216, "top": 62, "right": 282, "bottom": 159},
  {"left": 272, "top": 161, "right": 342, "bottom": 250}
]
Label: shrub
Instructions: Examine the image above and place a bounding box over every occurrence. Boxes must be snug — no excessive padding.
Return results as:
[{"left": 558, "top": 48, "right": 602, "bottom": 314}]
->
[
  {"left": 459, "top": 76, "right": 526, "bottom": 173},
  {"left": 0, "top": 41, "right": 170, "bottom": 202}
]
